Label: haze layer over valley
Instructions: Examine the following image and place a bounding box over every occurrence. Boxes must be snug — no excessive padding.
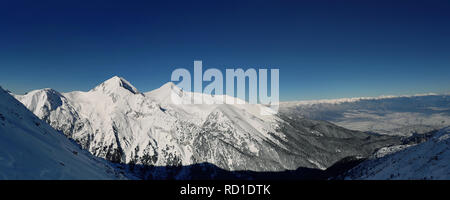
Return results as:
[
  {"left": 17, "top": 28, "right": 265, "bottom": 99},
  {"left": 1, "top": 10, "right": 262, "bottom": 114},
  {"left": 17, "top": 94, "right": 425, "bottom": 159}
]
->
[{"left": 280, "top": 94, "right": 450, "bottom": 136}]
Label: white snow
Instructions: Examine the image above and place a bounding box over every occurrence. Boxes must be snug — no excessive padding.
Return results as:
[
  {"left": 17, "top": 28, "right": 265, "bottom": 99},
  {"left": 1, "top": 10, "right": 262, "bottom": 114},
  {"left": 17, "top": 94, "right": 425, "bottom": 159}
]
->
[
  {"left": 8, "top": 76, "right": 450, "bottom": 178},
  {"left": 308, "top": 159, "right": 326, "bottom": 170},
  {"left": 0, "top": 86, "right": 130, "bottom": 180},
  {"left": 13, "top": 77, "right": 285, "bottom": 171},
  {"left": 372, "top": 144, "right": 415, "bottom": 159},
  {"left": 345, "top": 127, "right": 450, "bottom": 180}
]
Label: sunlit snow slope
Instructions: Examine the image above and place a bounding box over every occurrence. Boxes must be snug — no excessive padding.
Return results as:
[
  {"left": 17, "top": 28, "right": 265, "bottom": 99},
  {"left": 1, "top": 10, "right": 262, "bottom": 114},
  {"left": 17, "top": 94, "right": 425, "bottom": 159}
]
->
[
  {"left": 0, "top": 86, "right": 129, "bottom": 180},
  {"left": 343, "top": 127, "right": 450, "bottom": 180}
]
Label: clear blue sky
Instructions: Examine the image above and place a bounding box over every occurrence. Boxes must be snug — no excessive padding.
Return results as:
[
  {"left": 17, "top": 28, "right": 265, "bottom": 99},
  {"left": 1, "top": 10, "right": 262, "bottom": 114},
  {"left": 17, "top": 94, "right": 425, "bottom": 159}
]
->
[{"left": 1, "top": 0, "right": 449, "bottom": 101}]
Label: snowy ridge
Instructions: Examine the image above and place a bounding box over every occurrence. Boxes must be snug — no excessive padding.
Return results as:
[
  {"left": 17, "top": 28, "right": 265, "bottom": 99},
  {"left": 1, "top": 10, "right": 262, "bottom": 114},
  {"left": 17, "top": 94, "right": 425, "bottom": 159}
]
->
[
  {"left": 13, "top": 77, "right": 286, "bottom": 171},
  {"left": 344, "top": 127, "right": 450, "bottom": 180},
  {"left": 5, "top": 75, "right": 449, "bottom": 179},
  {"left": 13, "top": 76, "right": 401, "bottom": 174},
  {"left": 0, "top": 86, "right": 130, "bottom": 180}
]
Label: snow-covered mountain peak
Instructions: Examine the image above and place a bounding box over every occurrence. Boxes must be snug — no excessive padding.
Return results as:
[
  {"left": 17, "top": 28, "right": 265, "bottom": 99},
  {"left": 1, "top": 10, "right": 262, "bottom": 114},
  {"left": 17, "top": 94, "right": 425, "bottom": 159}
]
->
[
  {"left": 14, "top": 88, "right": 65, "bottom": 116},
  {"left": 25, "top": 88, "right": 63, "bottom": 98},
  {"left": 157, "top": 81, "right": 184, "bottom": 96},
  {"left": 92, "top": 76, "right": 140, "bottom": 95},
  {"left": 145, "top": 81, "right": 185, "bottom": 103},
  {"left": 160, "top": 81, "right": 176, "bottom": 89}
]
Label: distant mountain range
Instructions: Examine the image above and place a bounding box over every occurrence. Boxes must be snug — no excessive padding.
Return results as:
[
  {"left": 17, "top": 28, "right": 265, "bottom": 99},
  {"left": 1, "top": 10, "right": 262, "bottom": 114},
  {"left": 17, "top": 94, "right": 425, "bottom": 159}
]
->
[
  {"left": 1, "top": 76, "right": 449, "bottom": 179},
  {"left": 7, "top": 76, "right": 397, "bottom": 177}
]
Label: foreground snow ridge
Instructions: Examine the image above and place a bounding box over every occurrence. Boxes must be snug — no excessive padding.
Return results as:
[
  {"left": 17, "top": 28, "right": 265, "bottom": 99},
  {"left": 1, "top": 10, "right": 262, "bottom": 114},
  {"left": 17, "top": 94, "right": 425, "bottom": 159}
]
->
[
  {"left": 0, "top": 86, "right": 129, "bottom": 180},
  {"left": 345, "top": 127, "right": 450, "bottom": 180}
]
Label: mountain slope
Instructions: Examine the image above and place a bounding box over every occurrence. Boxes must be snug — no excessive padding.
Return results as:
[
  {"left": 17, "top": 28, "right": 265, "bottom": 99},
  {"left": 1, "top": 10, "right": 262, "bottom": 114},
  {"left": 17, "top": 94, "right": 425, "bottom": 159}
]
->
[
  {"left": 343, "top": 127, "right": 450, "bottom": 180},
  {"left": 13, "top": 76, "right": 401, "bottom": 174},
  {"left": 280, "top": 95, "right": 450, "bottom": 136},
  {"left": 0, "top": 86, "right": 130, "bottom": 180}
]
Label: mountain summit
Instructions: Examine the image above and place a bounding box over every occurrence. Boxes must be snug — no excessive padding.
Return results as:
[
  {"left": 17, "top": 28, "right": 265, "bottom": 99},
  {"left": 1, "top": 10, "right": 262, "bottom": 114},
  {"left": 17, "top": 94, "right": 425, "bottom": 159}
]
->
[{"left": 92, "top": 76, "right": 140, "bottom": 95}]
